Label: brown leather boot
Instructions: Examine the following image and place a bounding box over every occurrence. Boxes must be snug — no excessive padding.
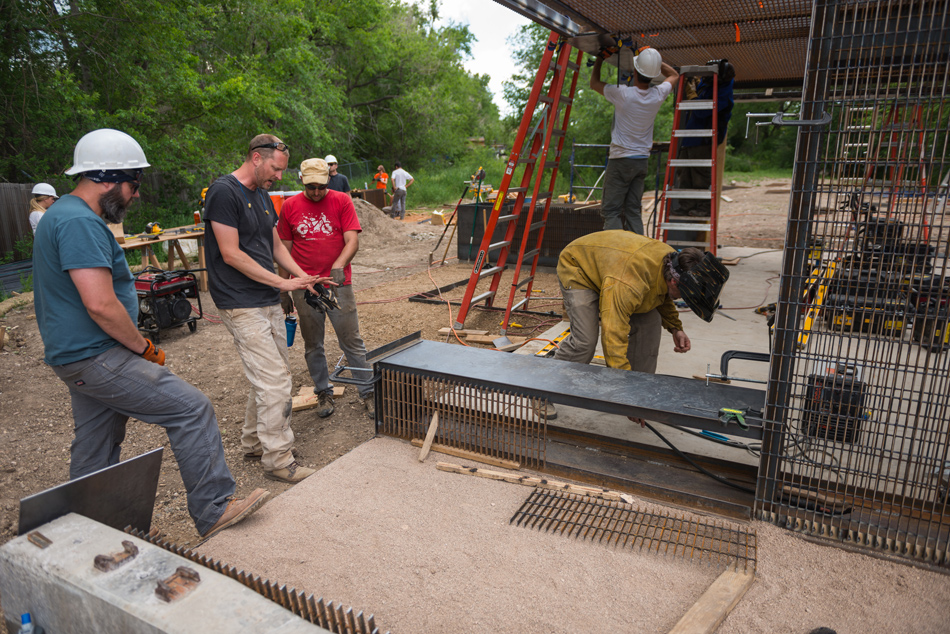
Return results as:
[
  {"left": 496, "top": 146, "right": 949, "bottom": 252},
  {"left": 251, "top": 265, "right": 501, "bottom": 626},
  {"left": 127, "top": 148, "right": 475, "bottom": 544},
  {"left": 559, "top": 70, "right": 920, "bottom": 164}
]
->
[
  {"left": 201, "top": 488, "right": 270, "bottom": 539},
  {"left": 264, "top": 460, "right": 316, "bottom": 483}
]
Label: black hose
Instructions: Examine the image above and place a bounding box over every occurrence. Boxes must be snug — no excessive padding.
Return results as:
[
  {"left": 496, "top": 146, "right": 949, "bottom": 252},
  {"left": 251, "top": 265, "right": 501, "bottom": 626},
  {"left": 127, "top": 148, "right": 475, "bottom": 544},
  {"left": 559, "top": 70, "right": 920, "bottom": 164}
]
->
[{"left": 643, "top": 421, "right": 757, "bottom": 494}]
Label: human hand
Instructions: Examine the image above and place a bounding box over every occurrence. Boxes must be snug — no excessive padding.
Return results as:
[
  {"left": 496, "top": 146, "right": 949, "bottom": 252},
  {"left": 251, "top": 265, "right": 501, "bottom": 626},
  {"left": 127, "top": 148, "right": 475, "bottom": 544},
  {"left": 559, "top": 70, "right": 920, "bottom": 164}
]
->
[
  {"left": 627, "top": 416, "right": 646, "bottom": 428},
  {"left": 330, "top": 268, "right": 345, "bottom": 285},
  {"left": 139, "top": 339, "right": 166, "bottom": 366},
  {"left": 280, "top": 291, "right": 294, "bottom": 315},
  {"left": 672, "top": 330, "right": 691, "bottom": 353}
]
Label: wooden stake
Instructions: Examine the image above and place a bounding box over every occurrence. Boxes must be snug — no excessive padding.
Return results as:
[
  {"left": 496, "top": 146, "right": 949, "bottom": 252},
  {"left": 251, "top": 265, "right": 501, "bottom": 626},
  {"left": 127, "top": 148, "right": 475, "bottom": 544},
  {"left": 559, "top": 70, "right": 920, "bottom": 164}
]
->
[
  {"left": 418, "top": 412, "right": 440, "bottom": 462},
  {"left": 411, "top": 441, "right": 520, "bottom": 470},
  {"left": 0, "top": 326, "right": 6, "bottom": 352},
  {"left": 668, "top": 569, "right": 755, "bottom": 634},
  {"left": 436, "top": 461, "right": 623, "bottom": 501}
]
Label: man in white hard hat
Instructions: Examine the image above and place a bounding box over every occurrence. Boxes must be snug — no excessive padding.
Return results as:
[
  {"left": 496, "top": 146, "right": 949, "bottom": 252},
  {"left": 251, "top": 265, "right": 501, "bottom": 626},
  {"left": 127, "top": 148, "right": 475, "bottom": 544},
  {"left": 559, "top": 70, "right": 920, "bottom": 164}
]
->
[
  {"left": 277, "top": 158, "right": 375, "bottom": 419},
  {"left": 28, "top": 183, "right": 58, "bottom": 233},
  {"left": 204, "top": 134, "right": 326, "bottom": 484},
  {"left": 32, "top": 128, "right": 269, "bottom": 539},
  {"left": 591, "top": 47, "right": 678, "bottom": 234},
  {"left": 324, "top": 154, "right": 350, "bottom": 193}
]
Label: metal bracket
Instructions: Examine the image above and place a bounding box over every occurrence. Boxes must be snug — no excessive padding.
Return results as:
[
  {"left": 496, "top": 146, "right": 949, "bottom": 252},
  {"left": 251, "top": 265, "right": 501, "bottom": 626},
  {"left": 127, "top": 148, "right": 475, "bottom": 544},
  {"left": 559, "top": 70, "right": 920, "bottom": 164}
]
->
[
  {"left": 771, "top": 111, "right": 832, "bottom": 127},
  {"left": 155, "top": 566, "right": 201, "bottom": 602},
  {"left": 94, "top": 540, "right": 139, "bottom": 572}
]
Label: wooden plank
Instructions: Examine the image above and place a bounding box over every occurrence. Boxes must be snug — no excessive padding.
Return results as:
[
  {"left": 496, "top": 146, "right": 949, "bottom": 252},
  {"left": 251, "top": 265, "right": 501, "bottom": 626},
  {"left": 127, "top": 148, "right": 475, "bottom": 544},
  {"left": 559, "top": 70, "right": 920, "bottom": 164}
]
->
[
  {"left": 436, "top": 462, "right": 623, "bottom": 501},
  {"left": 437, "top": 328, "right": 489, "bottom": 336},
  {"left": 0, "top": 325, "right": 6, "bottom": 351},
  {"left": 197, "top": 236, "right": 207, "bottom": 291},
  {"left": 410, "top": 441, "right": 520, "bottom": 470},
  {"left": 720, "top": 195, "right": 733, "bottom": 202},
  {"left": 668, "top": 569, "right": 755, "bottom": 634},
  {"left": 418, "top": 412, "right": 440, "bottom": 462},
  {"left": 292, "top": 385, "right": 345, "bottom": 412},
  {"left": 719, "top": 257, "right": 741, "bottom": 266},
  {"left": 465, "top": 334, "right": 526, "bottom": 345}
]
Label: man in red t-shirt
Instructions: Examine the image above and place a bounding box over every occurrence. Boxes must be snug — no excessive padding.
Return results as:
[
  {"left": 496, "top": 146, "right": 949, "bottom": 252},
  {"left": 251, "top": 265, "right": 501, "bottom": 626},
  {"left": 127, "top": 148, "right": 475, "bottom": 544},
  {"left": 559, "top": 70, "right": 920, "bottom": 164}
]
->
[{"left": 277, "top": 158, "right": 374, "bottom": 418}]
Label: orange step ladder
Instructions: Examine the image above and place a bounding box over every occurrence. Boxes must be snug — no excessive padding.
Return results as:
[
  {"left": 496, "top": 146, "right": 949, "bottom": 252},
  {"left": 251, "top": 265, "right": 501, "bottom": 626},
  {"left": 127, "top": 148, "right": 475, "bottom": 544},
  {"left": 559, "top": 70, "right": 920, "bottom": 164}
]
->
[{"left": 453, "top": 32, "right": 581, "bottom": 333}]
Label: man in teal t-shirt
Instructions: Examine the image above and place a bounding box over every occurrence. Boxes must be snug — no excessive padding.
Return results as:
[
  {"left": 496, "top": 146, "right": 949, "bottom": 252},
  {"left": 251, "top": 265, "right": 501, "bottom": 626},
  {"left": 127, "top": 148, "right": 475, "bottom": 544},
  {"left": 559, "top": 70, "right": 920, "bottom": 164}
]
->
[{"left": 32, "top": 128, "right": 268, "bottom": 540}]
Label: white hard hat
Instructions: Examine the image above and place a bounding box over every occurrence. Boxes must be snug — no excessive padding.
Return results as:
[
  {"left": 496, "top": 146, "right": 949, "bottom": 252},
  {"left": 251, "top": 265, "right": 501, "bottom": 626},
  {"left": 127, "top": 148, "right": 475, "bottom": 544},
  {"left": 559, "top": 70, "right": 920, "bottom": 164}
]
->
[
  {"left": 31, "top": 183, "right": 58, "bottom": 197},
  {"left": 64, "top": 128, "right": 151, "bottom": 176},
  {"left": 324, "top": 154, "right": 338, "bottom": 164},
  {"left": 633, "top": 48, "right": 663, "bottom": 79}
]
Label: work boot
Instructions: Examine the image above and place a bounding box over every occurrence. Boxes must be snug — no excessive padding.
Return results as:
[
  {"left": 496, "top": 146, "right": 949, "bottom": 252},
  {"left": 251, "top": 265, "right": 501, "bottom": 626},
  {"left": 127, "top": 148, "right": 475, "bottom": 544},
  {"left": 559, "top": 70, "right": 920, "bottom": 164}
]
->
[
  {"left": 200, "top": 488, "right": 270, "bottom": 539},
  {"left": 362, "top": 393, "right": 376, "bottom": 419},
  {"left": 243, "top": 447, "right": 301, "bottom": 462},
  {"left": 316, "top": 391, "right": 335, "bottom": 418},
  {"left": 533, "top": 401, "right": 557, "bottom": 421},
  {"left": 264, "top": 460, "right": 316, "bottom": 484}
]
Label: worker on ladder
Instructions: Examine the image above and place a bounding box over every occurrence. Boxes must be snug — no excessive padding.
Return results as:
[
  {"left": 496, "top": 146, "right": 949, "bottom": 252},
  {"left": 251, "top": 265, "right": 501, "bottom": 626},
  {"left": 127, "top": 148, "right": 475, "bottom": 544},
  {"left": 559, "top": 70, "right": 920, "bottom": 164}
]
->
[
  {"left": 590, "top": 46, "right": 678, "bottom": 235},
  {"left": 542, "top": 231, "right": 729, "bottom": 420}
]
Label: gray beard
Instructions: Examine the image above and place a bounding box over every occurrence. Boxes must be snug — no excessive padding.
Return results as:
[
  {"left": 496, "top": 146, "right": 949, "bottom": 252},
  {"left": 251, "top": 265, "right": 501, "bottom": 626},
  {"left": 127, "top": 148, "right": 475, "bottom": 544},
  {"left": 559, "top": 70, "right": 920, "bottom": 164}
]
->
[{"left": 99, "top": 186, "right": 130, "bottom": 224}]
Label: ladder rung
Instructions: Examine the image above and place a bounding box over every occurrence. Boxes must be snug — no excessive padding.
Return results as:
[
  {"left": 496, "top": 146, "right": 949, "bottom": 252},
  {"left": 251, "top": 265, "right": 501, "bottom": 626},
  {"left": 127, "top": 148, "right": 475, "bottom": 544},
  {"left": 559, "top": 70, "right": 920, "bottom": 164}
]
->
[
  {"left": 679, "top": 64, "right": 719, "bottom": 76},
  {"left": 478, "top": 265, "right": 505, "bottom": 279},
  {"left": 554, "top": 61, "right": 580, "bottom": 72},
  {"left": 511, "top": 297, "right": 529, "bottom": 311},
  {"left": 489, "top": 240, "right": 511, "bottom": 251},
  {"left": 496, "top": 214, "right": 518, "bottom": 223},
  {"left": 678, "top": 100, "right": 714, "bottom": 110},
  {"left": 513, "top": 275, "right": 534, "bottom": 289},
  {"left": 667, "top": 240, "right": 711, "bottom": 247},
  {"left": 471, "top": 291, "right": 496, "bottom": 305},
  {"left": 544, "top": 161, "right": 559, "bottom": 169},
  {"left": 529, "top": 220, "right": 546, "bottom": 231},
  {"left": 552, "top": 129, "right": 566, "bottom": 137},
  {"left": 519, "top": 158, "right": 537, "bottom": 166},
  {"left": 661, "top": 222, "right": 712, "bottom": 231},
  {"left": 668, "top": 159, "right": 713, "bottom": 167},
  {"left": 536, "top": 191, "right": 553, "bottom": 199},
  {"left": 665, "top": 189, "right": 712, "bottom": 199},
  {"left": 507, "top": 187, "right": 528, "bottom": 194},
  {"left": 674, "top": 129, "right": 714, "bottom": 138},
  {"left": 522, "top": 248, "right": 540, "bottom": 260},
  {"left": 667, "top": 214, "right": 711, "bottom": 221},
  {"left": 538, "top": 95, "right": 573, "bottom": 106}
]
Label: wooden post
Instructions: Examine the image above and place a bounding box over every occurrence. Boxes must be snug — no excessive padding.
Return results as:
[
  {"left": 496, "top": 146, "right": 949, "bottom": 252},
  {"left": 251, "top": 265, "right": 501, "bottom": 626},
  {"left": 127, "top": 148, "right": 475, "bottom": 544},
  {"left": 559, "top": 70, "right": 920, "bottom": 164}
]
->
[{"left": 418, "top": 412, "right": 440, "bottom": 461}]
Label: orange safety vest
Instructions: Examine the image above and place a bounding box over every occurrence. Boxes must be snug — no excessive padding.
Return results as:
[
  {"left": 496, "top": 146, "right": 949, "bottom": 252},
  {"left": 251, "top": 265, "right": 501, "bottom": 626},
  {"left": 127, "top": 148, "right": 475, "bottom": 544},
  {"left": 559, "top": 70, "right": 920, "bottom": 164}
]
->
[{"left": 374, "top": 171, "right": 389, "bottom": 189}]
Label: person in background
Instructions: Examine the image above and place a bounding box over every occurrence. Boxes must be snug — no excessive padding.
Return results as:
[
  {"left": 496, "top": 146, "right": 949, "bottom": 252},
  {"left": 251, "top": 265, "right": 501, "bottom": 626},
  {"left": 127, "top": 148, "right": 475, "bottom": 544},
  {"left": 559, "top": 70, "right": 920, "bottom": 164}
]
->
[
  {"left": 29, "top": 183, "right": 58, "bottom": 233},
  {"left": 277, "top": 158, "right": 375, "bottom": 419},
  {"left": 390, "top": 162, "right": 414, "bottom": 220},
  {"left": 373, "top": 164, "right": 389, "bottom": 205},
  {"left": 325, "top": 155, "right": 350, "bottom": 193},
  {"left": 33, "top": 128, "right": 268, "bottom": 540}
]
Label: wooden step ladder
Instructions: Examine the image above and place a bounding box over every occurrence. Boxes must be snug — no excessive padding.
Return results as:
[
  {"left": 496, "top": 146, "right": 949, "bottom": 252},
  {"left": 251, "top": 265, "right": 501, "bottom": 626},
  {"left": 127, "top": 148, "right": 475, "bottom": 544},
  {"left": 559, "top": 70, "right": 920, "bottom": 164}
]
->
[
  {"left": 658, "top": 64, "right": 721, "bottom": 255},
  {"left": 453, "top": 32, "right": 581, "bottom": 333}
]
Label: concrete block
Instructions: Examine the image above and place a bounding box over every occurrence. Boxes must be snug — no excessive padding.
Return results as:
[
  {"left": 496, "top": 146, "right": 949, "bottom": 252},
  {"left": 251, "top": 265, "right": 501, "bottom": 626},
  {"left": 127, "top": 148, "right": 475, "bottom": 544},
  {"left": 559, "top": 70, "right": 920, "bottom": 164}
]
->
[{"left": 0, "top": 513, "right": 327, "bottom": 634}]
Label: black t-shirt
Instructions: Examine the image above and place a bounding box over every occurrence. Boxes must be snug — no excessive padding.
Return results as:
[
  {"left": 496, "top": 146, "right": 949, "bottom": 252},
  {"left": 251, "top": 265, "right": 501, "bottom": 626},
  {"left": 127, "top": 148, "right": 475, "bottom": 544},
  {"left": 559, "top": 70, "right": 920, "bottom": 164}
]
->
[
  {"left": 203, "top": 174, "right": 280, "bottom": 309},
  {"left": 327, "top": 173, "right": 350, "bottom": 193}
]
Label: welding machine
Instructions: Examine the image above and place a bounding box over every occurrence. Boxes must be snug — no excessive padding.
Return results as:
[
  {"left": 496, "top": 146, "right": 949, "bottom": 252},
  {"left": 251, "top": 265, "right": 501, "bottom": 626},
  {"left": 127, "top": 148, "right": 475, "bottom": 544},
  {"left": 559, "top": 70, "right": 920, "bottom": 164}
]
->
[
  {"left": 134, "top": 267, "right": 203, "bottom": 343},
  {"left": 803, "top": 362, "right": 866, "bottom": 444}
]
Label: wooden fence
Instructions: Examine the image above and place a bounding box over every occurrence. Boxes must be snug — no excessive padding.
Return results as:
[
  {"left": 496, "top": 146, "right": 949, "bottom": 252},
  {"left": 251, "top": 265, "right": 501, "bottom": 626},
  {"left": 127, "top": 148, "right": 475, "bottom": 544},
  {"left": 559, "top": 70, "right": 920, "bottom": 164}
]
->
[{"left": 0, "top": 183, "right": 33, "bottom": 256}]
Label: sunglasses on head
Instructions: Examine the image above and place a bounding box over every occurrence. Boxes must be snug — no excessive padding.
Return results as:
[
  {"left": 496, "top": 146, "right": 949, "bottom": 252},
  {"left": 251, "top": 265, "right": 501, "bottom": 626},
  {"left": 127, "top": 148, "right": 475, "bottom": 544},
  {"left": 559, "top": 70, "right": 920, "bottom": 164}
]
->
[
  {"left": 305, "top": 182, "right": 329, "bottom": 191},
  {"left": 251, "top": 142, "right": 290, "bottom": 153}
]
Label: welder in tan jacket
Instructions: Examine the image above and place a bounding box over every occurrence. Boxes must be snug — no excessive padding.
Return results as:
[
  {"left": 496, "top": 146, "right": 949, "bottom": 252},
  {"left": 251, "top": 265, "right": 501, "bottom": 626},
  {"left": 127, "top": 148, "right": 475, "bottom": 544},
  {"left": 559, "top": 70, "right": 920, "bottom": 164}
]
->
[{"left": 549, "top": 231, "right": 729, "bottom": 419}]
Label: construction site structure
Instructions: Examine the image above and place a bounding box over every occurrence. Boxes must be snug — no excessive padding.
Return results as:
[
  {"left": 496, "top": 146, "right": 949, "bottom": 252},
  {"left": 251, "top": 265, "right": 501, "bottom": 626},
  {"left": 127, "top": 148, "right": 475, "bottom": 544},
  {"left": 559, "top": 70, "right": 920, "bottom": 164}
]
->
[{"left": 453, "top": 32, "right": 581, "bottom": 335}]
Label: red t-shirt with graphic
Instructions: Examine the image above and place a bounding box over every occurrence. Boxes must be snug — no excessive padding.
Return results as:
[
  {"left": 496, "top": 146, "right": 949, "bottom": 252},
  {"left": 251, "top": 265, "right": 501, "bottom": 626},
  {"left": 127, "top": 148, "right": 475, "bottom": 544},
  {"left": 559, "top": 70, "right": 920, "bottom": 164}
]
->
[{"left": 276, "top": 190, "right": 362, "bottom": 284}]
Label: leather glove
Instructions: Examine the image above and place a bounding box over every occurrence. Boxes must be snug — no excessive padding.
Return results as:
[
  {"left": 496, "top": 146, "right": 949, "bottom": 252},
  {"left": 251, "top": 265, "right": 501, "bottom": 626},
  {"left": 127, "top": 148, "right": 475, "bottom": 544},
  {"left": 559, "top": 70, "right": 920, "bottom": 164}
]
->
[
  {"left": 280, "top": 291, "right": 294, "bottom": 315},
  {"left": 330, "top": 268, "right": 345, "bottom": 285},
  {"left": 139, "top": 339, "right": 166, "bottom": 366}
]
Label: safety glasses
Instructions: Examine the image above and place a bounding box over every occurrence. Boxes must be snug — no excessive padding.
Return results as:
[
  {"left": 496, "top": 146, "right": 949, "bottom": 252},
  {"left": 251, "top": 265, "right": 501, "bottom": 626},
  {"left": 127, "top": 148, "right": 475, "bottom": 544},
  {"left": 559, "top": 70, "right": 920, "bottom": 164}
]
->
[{"left": 251, "top": 142, "right": 290, "bottom": 153}]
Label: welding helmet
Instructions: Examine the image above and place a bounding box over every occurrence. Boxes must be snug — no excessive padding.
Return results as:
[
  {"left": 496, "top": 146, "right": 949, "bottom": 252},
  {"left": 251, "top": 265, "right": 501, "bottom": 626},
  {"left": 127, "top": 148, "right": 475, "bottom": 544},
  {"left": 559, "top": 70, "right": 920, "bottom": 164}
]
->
[
  {"left": 633, "top": 47, "right": 662, "bottom": 79},
  {"left": 706, "top": 58, "right": 736, "bottom": 84},
  {"left": 673, "top": 251, "right": 730, "bottom": 322},
  {"left": 65, "top": 129, "right": 150, "bottom": 176}
]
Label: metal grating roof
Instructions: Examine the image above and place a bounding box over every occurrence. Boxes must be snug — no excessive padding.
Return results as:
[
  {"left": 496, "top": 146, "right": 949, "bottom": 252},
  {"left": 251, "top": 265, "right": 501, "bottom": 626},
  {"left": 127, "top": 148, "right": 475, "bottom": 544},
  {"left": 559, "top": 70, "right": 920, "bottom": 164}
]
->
[{"left": 538, "top": 0, "right": 814, "bottom": 87}]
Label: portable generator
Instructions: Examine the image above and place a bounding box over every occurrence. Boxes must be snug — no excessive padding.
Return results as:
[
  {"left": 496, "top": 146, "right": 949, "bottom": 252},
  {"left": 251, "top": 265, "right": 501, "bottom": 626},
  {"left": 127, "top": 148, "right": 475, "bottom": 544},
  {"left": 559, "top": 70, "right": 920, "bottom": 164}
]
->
[{"left": 134, "top": 267, "right": 202, "bottom": 343}]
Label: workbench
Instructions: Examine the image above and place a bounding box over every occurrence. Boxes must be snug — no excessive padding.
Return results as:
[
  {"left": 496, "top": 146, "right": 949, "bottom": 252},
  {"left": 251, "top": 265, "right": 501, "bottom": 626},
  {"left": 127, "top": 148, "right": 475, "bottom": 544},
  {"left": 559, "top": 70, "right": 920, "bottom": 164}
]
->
[{"left": 120, "top": 224, "right": 207, "bottom": 291}]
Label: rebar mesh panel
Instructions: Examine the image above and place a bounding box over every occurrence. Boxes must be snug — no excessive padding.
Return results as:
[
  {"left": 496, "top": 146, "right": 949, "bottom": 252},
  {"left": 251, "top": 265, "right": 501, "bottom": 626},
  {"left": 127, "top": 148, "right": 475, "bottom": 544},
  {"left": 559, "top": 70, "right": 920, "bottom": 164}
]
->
[
  {"left": 758, "top": 0, "right": 950, "bottom": 569},
  {"left": 379, "top": 368, "right": 547, "bottom": 469},
  {"left": 511, "top": 489, "right": 757, "bottom": 572}
]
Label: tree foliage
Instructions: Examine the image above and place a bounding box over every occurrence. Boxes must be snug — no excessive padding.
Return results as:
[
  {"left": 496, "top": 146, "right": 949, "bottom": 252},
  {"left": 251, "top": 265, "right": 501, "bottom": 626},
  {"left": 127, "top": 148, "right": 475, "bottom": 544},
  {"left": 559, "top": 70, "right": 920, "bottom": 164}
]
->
[{"left": 0, "top": 0, "right": 500, "bottom": 214}]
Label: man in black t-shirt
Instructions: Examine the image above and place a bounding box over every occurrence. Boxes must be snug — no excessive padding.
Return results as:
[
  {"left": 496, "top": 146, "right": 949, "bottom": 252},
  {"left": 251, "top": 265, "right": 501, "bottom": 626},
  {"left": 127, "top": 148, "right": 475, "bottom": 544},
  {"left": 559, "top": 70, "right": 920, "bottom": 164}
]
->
[
  {"left": 204, "top": 134, "right": 327, "bottom": 484},
  {"left": 324, "top": 154, "right": 350, "bottom": 193}
]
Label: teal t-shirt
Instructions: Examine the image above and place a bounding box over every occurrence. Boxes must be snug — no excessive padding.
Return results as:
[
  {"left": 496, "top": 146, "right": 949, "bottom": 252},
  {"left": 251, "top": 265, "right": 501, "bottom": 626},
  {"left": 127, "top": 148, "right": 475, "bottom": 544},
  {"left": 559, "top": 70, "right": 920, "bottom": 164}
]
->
[{"left": 33, "top": 194, "right": 138, "bottom": 365}]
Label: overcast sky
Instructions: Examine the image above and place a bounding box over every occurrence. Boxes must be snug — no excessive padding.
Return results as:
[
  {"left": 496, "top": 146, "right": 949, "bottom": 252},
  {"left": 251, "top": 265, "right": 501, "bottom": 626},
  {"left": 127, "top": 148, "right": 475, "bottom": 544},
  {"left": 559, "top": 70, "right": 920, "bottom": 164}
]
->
[{"left": 433, "top": 0, "right": 532, "bottom": 115}]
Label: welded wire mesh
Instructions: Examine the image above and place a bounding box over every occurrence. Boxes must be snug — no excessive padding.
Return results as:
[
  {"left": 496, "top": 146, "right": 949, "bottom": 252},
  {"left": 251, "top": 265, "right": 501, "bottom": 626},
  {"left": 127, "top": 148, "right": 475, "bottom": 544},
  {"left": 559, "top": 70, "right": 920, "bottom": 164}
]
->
[
  {"left": 758, "top": 0, "right": 950, "bottom": 568},
  {"left": 511, "top": 489, "right": 757, "bottom": 572},
  {"left": 378, "top": 369, "right": 547, "bottom": 469}
]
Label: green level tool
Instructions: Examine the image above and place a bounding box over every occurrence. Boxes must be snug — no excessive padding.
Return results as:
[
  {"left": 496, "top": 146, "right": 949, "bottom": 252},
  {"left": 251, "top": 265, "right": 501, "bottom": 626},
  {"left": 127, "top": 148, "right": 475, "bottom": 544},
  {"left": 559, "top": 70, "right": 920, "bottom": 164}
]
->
[{"left": 718, "top": 407, "right": 749, "bottom": 429}]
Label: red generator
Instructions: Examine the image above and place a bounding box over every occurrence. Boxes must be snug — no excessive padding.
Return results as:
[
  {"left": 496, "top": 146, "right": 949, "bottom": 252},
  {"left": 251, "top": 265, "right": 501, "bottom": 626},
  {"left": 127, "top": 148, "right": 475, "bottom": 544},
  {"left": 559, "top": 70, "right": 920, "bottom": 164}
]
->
[{"left": 134, "top": 267, "right": 203, "bottom": 343}]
